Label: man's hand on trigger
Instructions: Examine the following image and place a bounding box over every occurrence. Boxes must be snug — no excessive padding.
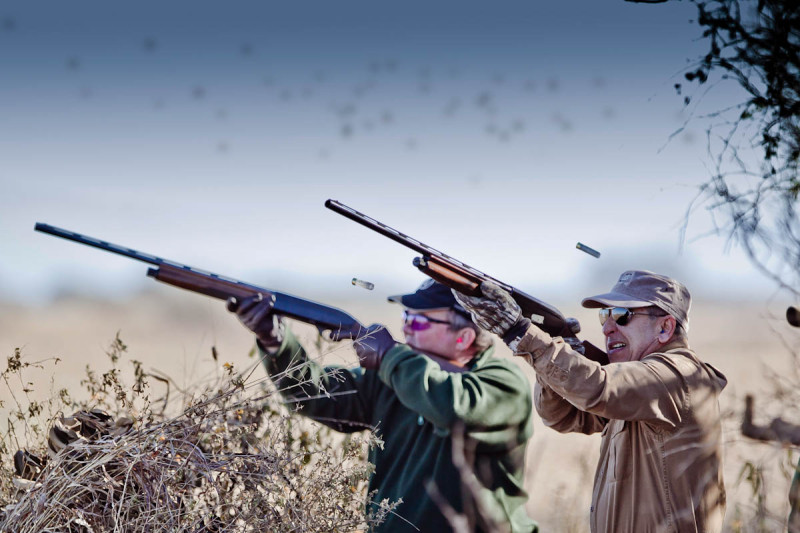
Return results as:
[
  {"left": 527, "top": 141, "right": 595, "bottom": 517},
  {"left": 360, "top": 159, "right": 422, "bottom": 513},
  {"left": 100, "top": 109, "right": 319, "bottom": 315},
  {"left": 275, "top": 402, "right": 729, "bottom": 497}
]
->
[
  {"left": 227, "top": 293, "right": 284, "bottom": 349},
  {"left": 453, "top": 281, "right": 523, "bottom": 336},
  {"left": 354, "top": 324, "right": 397, "bottom": 370}
]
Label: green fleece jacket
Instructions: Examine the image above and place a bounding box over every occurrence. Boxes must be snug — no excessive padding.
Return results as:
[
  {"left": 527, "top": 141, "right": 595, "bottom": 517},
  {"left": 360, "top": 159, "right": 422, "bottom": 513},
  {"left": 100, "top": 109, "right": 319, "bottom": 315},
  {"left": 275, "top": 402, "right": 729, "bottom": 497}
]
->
[{"left": 261, "top": 329, "right": 537, "bottom": 532}]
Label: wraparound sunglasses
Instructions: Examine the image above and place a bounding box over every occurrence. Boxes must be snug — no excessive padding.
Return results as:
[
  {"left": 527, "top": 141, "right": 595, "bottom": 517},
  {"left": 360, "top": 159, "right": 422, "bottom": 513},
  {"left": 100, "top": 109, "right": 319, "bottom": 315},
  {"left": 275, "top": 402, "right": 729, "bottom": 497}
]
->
[{"left": 599, "top": 307, "right": 666, "bottom": 326}]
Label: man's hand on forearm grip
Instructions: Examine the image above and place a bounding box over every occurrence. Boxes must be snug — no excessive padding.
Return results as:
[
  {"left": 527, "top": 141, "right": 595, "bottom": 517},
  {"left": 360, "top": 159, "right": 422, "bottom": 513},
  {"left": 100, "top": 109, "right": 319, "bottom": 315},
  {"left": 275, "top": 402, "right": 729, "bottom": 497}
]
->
[
  {"left": 227, "top": 293, "right": 284, "bottom": 349},
  {"left": 354, "top": 324, "right": 397, "bottom": 370}
]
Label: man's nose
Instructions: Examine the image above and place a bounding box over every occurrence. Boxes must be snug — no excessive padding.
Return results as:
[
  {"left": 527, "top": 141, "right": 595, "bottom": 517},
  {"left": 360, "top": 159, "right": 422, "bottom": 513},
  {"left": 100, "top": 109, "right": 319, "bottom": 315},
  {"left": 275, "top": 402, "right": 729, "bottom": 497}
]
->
[{"left": 602, "top": 317, "right": 617, "bottom": 336}]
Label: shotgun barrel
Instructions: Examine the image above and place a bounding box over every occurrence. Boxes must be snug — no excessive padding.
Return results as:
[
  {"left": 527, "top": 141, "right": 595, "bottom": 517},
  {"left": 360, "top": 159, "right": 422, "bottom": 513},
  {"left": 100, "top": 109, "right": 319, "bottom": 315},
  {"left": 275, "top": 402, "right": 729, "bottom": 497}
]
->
[{"left": 34, "top": 223, "right": 363, "bottom": 339}]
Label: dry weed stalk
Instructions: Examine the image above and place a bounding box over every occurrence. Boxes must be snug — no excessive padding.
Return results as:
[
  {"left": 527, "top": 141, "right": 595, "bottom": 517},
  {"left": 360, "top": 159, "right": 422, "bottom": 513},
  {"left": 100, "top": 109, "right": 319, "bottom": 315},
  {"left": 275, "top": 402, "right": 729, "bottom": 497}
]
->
[
  {"left": 0, "top": 335, "right": 393, "bottom": 532},
  {"left": 727, "top": 325, "right": 800, "bottom": 532}
]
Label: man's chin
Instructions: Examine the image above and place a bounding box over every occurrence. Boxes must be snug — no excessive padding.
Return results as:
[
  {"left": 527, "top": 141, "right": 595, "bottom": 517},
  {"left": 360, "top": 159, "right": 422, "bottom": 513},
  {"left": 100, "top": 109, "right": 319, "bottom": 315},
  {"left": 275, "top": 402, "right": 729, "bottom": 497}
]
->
[{"left": 607, "top": 350, "right": 629, "bottom": 364}]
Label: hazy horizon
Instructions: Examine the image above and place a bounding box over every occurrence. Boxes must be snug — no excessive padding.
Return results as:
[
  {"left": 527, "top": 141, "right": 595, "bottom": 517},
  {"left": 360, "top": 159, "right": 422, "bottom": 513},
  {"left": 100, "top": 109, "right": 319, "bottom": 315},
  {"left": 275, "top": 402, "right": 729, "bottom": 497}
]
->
[{"left": 1, "top": 0, "right": 787, "bottom": 307}]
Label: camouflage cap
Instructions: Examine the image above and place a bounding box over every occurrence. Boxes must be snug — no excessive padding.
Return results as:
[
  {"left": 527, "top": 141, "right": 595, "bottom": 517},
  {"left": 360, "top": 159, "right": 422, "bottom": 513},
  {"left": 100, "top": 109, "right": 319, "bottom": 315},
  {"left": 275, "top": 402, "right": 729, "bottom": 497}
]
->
[{"left": 581, "top": 270, "right": 691, "bottom": 331}]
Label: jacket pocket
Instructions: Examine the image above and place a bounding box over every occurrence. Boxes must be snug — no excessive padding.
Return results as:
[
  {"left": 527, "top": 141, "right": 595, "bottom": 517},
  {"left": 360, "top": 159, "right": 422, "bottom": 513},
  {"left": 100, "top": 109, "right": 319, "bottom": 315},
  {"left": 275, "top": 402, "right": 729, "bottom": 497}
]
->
[{"left": 609, "top": 422, "right": 632, "bottom": 481}]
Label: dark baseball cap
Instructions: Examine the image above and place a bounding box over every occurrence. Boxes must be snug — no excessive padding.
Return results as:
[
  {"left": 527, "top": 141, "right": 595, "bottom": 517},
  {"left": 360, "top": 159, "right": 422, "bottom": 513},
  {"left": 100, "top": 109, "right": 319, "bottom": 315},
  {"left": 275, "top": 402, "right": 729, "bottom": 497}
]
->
[
  {"left": 581, "top": 270, "right": 691, "bottom": 330},
  {"left": 388, "top": 279, "right": 470, "bottom": 316}
]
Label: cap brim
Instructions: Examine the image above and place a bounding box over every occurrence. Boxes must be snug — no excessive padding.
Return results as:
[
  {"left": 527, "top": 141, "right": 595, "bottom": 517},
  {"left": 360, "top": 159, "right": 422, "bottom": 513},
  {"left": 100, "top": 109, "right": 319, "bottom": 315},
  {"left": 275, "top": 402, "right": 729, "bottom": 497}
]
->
[
  {"left": 581, "top": 291, "right": 654, "bottom": 309},
  {"left": 387, "top": 293, "right": 447, "bottom": 310},
  {"left": 386, "top": 294, "right": 404, "bottom": 305},
  {"left": 387, "top": 292, "right": 469, "bottom": 316}
]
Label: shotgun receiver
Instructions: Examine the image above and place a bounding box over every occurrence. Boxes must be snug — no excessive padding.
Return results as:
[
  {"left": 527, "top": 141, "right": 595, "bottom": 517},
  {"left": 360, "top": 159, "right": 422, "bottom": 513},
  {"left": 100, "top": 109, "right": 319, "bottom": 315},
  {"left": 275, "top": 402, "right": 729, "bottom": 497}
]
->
[
  {"left": 34, "top": 223, "right": 363, "bottom": 339},
  {"left": 325, "top": 199, "right": 608, "bottom": 364}
]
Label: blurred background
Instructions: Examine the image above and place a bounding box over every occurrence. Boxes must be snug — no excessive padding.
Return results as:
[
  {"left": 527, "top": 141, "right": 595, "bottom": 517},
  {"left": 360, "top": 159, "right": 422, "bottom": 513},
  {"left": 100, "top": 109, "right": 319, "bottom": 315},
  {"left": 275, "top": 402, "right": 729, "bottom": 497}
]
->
[
  {"left": 2, "top": 1, "right": 798, "bottom": 530},
  {"left": 0, "top": 0, "right": 782, "bottom": 305}
]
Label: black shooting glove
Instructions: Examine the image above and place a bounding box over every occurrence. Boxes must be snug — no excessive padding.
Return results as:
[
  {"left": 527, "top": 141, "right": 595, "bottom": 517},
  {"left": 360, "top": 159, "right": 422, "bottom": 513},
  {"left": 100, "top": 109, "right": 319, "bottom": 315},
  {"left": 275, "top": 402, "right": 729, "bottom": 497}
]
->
[
  {"left": 353, "top": 324, "right": 397, "bottom": 370},
  {"left": 453, "top": 281, "right": 531, "bottom": 345},
  {"left": 227, "top": 293, "right": 285, "bottom": 350}
]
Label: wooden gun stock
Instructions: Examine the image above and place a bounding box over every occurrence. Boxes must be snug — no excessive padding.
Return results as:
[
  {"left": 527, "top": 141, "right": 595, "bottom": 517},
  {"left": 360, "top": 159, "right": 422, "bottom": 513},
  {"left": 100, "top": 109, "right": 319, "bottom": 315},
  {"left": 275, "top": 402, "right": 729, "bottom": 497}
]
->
[
  {"left": 413, "top": 256, "right": 481, "bottom": 296},
  {"left": 148, "top": 264, "right": 261, "bottom": 301}
]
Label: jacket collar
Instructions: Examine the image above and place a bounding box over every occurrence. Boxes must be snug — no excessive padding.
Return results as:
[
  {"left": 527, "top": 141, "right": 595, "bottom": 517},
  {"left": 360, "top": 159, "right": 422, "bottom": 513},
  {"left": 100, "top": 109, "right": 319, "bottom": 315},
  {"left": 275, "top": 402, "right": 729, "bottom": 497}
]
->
[{"left": 466, "top": 344, "right": 496, "bottom": 370}]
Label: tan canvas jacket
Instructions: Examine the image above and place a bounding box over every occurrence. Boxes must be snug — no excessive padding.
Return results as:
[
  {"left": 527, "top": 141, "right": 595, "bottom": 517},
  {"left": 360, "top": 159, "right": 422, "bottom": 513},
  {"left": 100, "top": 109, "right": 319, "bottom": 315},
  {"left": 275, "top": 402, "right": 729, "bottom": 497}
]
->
[{"left": 514, "top": 328, "right": 727, "bottom": 533}]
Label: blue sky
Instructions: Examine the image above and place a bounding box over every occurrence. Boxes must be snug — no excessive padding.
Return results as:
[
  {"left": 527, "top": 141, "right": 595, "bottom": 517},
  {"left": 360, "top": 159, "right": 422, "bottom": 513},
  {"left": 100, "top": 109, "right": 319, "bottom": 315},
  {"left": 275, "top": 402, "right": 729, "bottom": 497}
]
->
[{"left": 0, "top": 0, "right": 779, "bottom": 306}]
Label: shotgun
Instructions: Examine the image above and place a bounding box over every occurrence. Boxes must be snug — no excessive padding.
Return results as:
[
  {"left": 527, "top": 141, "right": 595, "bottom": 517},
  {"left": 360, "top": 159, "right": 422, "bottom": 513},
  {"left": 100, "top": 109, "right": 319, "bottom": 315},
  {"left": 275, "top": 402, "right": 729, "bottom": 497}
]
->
[
  {"left": 324, "top": 200, "right": 608, "bottom": 364},
  {"left": 33, "top": 223, "right": 363, "bottom": 340}
]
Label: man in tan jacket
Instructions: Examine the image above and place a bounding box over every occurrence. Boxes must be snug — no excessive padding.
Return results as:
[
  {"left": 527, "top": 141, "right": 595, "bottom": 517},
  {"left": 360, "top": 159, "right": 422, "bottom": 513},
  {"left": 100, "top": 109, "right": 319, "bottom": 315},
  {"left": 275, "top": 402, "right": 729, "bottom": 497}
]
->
[{"left": 455, "top": 270, "right": 727, "bottom": 532}]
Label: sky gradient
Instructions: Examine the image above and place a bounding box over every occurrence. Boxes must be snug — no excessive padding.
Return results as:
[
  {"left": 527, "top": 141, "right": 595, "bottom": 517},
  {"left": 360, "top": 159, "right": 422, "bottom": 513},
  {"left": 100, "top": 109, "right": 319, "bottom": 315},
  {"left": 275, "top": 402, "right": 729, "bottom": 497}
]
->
[{"left": 0, "top": 1, "right": 779, "bottom": 307}]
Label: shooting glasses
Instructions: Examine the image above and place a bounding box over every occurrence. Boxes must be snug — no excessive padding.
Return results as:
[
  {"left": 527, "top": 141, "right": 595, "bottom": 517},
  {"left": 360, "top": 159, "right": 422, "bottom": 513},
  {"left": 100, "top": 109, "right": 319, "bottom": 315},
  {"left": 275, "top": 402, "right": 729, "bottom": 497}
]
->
[
  {"left": 599, "top": 307, "right": 667, "bottom": 327},
  {"left": 403, "top": 311, "right": 453, "bottom": 331}
]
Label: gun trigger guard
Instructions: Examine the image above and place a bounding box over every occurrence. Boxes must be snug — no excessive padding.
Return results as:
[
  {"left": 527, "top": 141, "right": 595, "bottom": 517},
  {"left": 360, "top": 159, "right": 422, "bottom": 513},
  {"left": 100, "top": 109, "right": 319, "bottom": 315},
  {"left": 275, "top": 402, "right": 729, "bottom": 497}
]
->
[{"left": 321, "top": 326, "right": 352, "bottom": 342}]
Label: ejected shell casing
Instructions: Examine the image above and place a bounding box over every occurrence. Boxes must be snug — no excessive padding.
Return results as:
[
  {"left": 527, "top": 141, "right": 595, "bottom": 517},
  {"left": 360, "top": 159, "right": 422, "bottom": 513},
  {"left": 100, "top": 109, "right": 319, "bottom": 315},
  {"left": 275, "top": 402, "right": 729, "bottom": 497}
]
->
[
  {"left": 352, "top": 278, "right": 375, "bottom": 290},
  {"left": 576, "top": 242, "right": 601, "bottom": 258}
]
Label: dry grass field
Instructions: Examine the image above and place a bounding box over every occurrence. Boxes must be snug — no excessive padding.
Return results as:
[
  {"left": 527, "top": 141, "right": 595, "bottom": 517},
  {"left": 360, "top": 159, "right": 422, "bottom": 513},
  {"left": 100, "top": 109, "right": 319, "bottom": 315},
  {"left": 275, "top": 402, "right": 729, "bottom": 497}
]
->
[{"left": 1, "top": 289, "right": 798, "bottom": 531}]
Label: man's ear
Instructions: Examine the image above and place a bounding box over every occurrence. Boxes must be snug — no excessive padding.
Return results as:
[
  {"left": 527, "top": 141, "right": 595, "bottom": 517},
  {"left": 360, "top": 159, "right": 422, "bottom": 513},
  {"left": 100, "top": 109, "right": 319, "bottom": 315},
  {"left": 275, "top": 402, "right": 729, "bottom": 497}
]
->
[
  {"left": 656, "top": 316, "right": 677, "bottom": 343},
  {"left": 456, "top": 328, "right": 477, "bottom": 350}
]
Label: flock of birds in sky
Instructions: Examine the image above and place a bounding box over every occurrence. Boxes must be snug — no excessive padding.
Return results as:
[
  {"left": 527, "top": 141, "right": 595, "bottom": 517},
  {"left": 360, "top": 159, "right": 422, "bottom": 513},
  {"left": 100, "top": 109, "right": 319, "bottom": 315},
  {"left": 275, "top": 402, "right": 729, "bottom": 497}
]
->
[{"left": 2, "top": 12, "right": 696, "bottom": 158}]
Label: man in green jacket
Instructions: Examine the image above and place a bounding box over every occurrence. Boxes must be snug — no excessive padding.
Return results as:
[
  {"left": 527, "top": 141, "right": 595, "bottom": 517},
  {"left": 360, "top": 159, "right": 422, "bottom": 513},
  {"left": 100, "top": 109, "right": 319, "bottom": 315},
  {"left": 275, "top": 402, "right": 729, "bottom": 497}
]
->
[{"left": 230, "top": 280, "right": 537, "bottom": 532}]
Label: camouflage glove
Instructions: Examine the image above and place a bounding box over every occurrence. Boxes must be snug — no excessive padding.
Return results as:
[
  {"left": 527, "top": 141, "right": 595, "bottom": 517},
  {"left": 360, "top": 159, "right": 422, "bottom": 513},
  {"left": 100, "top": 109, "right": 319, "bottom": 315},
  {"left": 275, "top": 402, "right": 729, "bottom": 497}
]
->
[
  {"left": 227, "top": 293, "right": 284, "bottom": 350},
  {"left": 354, "top": 324, "right": 397, "bottom": 370},
  {"left": 453, "top": 281, "right": 524, "bottom": 336}
]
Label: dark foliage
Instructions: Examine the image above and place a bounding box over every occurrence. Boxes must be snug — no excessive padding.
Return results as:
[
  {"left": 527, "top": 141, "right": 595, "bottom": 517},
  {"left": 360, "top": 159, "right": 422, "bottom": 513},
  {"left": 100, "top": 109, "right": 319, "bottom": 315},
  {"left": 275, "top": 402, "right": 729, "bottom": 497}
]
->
[{"left": 651, "top": 0, "right": 800, "bottom": 292}]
